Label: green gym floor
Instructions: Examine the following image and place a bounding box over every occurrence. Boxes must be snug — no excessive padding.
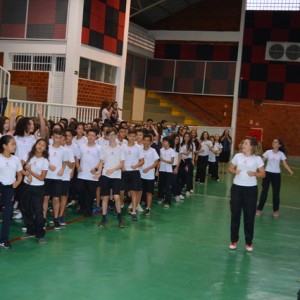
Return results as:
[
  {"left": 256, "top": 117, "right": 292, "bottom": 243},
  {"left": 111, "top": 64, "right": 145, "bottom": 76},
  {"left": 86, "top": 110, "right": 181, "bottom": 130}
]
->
[{"left": 1, "top": 164, "right": 299, "bottom": 300}]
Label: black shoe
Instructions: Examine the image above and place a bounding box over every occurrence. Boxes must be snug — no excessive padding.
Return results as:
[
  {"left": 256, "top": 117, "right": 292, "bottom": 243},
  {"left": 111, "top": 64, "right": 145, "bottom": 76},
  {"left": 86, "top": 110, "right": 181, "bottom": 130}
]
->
[
  {"left": 145, "top": 208, "right": 151, "bottom": 216},
  {"left": 53, "top": 218, "right": 61, "bottom": 230},
  {"left": 118, "top": 219, "right": 125, "bottom": 228},
  {"left": 131, "top": 213, "right": 138, "bottom": 221},
  {"left": 0, "top": 241, "right": 12, "bottom": 249},
  {"left": 99, "top": 218, "right": 106, "bottom": 228}
]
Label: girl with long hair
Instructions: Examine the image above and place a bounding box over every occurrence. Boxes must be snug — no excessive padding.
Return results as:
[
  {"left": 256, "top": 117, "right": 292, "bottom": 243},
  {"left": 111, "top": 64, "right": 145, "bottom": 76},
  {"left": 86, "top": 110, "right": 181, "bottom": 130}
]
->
[
  {"left": 21, "top": 139, "right": 49, "bottom": 244},
  {"left": 256, "top": 138, "right": 293, "bottom": 217},
  {"left": 219, "top": 129, "right": 232, "bottom": 174},
  {"left": 228, "top": 137, "right": 265, "bottom": 252}
]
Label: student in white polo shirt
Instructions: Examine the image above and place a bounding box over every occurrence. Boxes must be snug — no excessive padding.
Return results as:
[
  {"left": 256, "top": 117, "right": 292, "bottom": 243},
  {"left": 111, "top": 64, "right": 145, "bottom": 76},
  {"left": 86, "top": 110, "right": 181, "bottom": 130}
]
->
[
  {"left": 122, "top": 129, "right": 144, "bottom": 221},
  {"left": 97, "top": 128, "right": 125, "bottom": 228},
  {"left": 141, "top": 133, "right": 159, "bottom": 216},
  {"left": 21, "top": 138, "right": 49, "bottom": 244},
  {"left": 76, "top": 128, "right": 102, "bottom": 217},
  {"left": 59, "top": 130, "right": 76, "bottom": 225},
  {"left": 43, "top": 129, "right": 68, "bottom": 230},
  {"left": 256, "top": 138, "right": 293, "bottom": 217},
  {"left": 157, "top": 136, "right": 175, "bottom": 208},
  {"left": 228, "top": 136, "right": 265, "bottom": 252},
  {"left": 0, "top": 136, "right": 23, "bottom": 249}
]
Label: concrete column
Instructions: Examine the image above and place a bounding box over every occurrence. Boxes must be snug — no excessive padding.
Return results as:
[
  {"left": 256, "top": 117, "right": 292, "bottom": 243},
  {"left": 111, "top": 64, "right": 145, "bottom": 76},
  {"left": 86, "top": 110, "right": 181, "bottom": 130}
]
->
[
  {"left": 115, "top": 0, "right": 131, "bottom": 118},
  {"left": 62, "top": 0, "right": 84, "bottom": 106}
]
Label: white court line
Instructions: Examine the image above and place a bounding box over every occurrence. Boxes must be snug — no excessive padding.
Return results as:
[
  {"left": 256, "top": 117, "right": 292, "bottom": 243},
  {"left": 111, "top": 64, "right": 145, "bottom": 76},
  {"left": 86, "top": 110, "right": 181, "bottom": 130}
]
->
[{"left": 192, "top": 193, "right": 300, "bottom": 210}]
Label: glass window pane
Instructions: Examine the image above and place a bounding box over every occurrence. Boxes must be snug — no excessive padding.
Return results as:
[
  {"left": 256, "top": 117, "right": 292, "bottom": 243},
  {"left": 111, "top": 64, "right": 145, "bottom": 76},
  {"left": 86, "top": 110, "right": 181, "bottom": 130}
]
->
[
  {"left": 90, "top": 61, "right": 104, "bottom": 81},
  {"left": 79, "top": 58, "right": 89, "bottom": 79}
]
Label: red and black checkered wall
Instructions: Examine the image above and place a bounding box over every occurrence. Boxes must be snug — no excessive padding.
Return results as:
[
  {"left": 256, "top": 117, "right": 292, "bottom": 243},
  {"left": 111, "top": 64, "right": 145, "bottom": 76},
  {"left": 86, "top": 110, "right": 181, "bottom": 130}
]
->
[
  {"left": 0, "top": 0, "right": 68, "bottom": 39},
  {"left": 241, "top": 11, "right": 300, "bottom": 102},
  {"left": 82, "top": 0, "right": 127, "bottom": 55}
]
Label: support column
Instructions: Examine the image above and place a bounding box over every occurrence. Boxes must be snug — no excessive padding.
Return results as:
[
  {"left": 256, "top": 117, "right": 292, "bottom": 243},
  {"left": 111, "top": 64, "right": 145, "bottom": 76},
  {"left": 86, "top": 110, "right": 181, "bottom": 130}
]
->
[
  {"left": 62, "top": 0, "right": 84, "bottom": 107},
  {"left": 115, "top": 0, "right": 131, "bottom": 118},
  {"left": 231, "top": 0, "right": 246, "bottom": 154}
]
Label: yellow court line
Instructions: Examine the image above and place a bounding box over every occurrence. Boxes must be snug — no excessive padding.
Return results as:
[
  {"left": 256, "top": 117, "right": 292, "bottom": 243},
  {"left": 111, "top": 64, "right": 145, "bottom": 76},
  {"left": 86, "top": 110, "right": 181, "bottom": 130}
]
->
[{"left": 192, "top": 193, "right": 300, "bottom": 210}]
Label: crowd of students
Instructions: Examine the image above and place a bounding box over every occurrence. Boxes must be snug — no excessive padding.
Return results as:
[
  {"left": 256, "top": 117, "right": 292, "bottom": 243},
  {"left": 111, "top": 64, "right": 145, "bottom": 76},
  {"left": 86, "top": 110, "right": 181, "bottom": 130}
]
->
[{"left": 0, "top": 106, "right": 293, "bottom": 251}]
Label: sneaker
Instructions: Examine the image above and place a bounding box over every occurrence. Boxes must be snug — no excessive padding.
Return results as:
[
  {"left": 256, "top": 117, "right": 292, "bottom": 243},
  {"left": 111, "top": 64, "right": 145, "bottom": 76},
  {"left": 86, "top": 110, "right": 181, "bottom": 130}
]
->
[
  {"left": 0, "top": 241, "right": 12, "bottom": 249},
  {"left": 164, "top": 203, "right": 170, "bottom": 208},
  {"left": 256, "top": 210, "right": 262, "bottom": 216},
  {"left": 273, "top": 211, "right": 279, "bottom": 217},
  {"left": 13, "top": 209, "right": 21, "bottom": 214},
  {"left": 131, "top": 213, "right": 138, "bottom": 221},
  {"left": 58, "top": 216, "right": 66, "bottom": 226},
  {"left": 38, "top": 237, "right": 46, "bottom": 244},
  {"left": 190, "top": 190, "right": 194, "bottom": 193},
  {"left": 99, "top": 218, "right": 107, "bottom": 228},
  {"left": 175, "top": 196, "right": 180, "bottom": 202},
  {"left": 66, "top": 200, "right": 76, "bottom": 208},
  {"left": 229, "top": 242, "right": 238, "bottom": 250},
  {"left": 179, "top": 195, "right": 185, "bottom": 200},
  {"left": 49, "top": 219, "right": 54, "bottom": 225},
  {"left": 186, "top": 191, "right": 191, "bottom": 196},
  {"left": 53, "top": 219, "right": 61, "bottom": 230},
  {"left": 137, "top": 204, "right": 144, "bottom": 212},
  {"left": 145, "top": 208, "right": 151, "bottom": 216},
  {"left": 13, "top": 212, "right": 22, "bottom": 219},
  {"left": 118, "top": 219, "right": 125, "bottom": 228},
  {"left": 246, "top": 244, "right": 253, "bottom": 252},
  {"left": 93, "top": 207, "right": 101, "bottom": 213},
  {"left": 22, "top": 227, "right": 27, "bottom": 233},
  {"left": 21, "top": 233, "right": 35, "bottom": 239},
  {"left": 157, "top": 198, "right": 163, "bottom": 204}
]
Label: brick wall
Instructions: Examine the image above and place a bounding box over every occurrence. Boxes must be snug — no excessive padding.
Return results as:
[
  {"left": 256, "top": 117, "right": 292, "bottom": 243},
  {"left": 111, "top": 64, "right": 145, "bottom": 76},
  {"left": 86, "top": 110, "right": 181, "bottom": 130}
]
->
[
  {"left": 77, "top": 79, "right": 116, "bottom": 107},
  {"left": 10, "top": 71, "right": 49, "bottom": 102},
  {"left": 236, "top": 99, "right": 299, "bottom": 156}
]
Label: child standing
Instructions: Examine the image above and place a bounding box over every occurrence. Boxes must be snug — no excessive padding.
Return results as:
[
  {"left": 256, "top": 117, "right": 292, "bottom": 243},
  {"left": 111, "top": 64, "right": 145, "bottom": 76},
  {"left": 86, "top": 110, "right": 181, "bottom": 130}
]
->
[
  {"left": 157, "top": 136, "right": 175, "bottom": 208},
  {"left": 141, "top": 134, "right": 159, "bottom": 216},
  {"left": 21, "top": 139, "right": 49, "bottom": 244},
  {"left": 0, "top": 136, "right": 23, "bottom": 249}
]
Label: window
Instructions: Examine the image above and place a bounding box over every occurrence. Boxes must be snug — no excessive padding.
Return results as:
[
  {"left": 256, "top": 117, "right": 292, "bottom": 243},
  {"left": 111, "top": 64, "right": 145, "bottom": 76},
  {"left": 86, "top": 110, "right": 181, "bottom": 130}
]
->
[
  {"left": 12, "top": 55, "right": 31, "bottom": 70},
  {"left": 56, "top": 57, "right": 66, "bottom": 72},
  {"left": 33, "top": 55, "right": 52, "bottom": 71},
  {"left": 247, "top": 0, "right": 300, "bottom": 10},
  {"left": 79, "top": 58, "right": 117, "bottom": 84}
]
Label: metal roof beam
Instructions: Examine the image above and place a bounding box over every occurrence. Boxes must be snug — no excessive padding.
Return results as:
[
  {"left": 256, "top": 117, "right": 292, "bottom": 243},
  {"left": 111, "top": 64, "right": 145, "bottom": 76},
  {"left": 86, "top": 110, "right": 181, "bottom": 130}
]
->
[{"left": 130, "top": 0, "right": 169, "bottom": 18}]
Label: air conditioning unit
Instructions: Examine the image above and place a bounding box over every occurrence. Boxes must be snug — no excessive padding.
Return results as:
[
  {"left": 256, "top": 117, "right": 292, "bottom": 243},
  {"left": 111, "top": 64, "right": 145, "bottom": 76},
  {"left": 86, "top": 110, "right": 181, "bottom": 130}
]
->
[{"left": 265, "top": 42, "right": 300, "bottom": 62}]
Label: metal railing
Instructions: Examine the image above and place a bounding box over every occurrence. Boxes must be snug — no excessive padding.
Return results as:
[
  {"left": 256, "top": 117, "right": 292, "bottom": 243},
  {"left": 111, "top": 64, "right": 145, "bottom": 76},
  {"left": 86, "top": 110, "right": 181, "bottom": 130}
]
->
[
  {"left": 0, "top": 66, "right": 10, "bottom": 98},
  {"left": 6, "top": 99, "right": 100, "bottom": 123}
]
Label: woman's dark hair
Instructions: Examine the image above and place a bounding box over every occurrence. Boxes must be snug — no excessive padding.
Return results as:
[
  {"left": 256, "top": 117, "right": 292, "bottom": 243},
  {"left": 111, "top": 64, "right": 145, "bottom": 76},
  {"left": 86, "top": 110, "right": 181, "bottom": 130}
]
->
[
  {"left": 26, "top": 138, "right": 49, "bottom": 164},
  {"left": 65, "top": 128, "right": 75, "bottom": 137},
  {"left": 14, "top": 117, "right": 33, "bottom": 137},
  {"left": 274, "top": 138, "right": 286, "bottom": 154},
  {"left": 220, "top": 129, "right": 232, "bottom": 139},
  {"left": 200, "top": 131, "right": 209, "bottom": 141},
  {"left": 172, "top": 134, "right": 180, "bottom": 152},
  {"left": 0, "top": 116, "right": 9, "bottom": 135},
  {"left": 180, "top": 132, "right": 193, "bottom": 151},
  {"left": 0, "top": 135, "right": 14, "bottom": 153}
]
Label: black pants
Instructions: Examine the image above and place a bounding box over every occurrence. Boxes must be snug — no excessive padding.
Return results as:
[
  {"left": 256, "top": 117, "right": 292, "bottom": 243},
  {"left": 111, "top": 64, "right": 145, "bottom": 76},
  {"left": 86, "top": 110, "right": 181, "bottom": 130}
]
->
[
  {"left": 230, "top": 184, "right": 257, "bottom": 245},
  {"left": 77, "top": 179, "right": 98, "bottom": 215},
  {"left": 22, "top": 184, "right": 45, "bottom": 238},
  {"left": 178, "top": 159, "right": 194, "bottom": 191},
  {"left": 257, "top": 172, "right": 281, "bottom": 212},
  {"left": 0, "top": 184, "right": 14, "bottom": 243},
  {"left": 158, "top": 172, "right": 172, "bottom": 204},
  {"left": 172, "top": 166, "right": 181, "bottom": 196},
  {"left": 209, "top": 161, "right": 219, "bottom": 180},
  {"left": 196, "top": 155, "right": 208, "bottom": 183}
]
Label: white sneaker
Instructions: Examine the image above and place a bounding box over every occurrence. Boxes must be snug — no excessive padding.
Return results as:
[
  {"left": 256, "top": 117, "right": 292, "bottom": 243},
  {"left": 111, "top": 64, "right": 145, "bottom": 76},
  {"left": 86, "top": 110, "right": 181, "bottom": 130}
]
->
[
  {"left": 179, "top": 195, "right": 185, "bottom": 200},
  {"left": 13, "top": 209, "right": 20, "bottom": 214},
  {"left": 190, "top": 190, "right": 194, "bottom": 193},
  {"left": 157, "top": 198, "right": 163, "bottom": 204},
  {"left": 175, "top": 196, "right": 180, "bottom": 202},
  {"left": 13, "top": 212, "right": 22, "bottom": 219},
  {"left": 137, "top": 204, "right": 144, "bottom": 212},
  {"left": 22, "top": 227, "right": 27, "bottom": 233},
  {"left": 186, "top": 191, "right": 191, "bottom": 196}
]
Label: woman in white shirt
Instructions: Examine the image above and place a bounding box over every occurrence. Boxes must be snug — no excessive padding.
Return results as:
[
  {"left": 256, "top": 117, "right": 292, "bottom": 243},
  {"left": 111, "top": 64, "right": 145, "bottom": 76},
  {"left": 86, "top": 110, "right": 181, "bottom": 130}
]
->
[
  {"left": 256, "top": 138, "right": 293, "bottom": 217},
  {"left": 228, "top": 136, "right": 265, "bottom": 252},
  {"left": 0, "top": 136, "right": 23, "bottom": 249},
  {"left": 21, "top": 139, "right": 49, "bottom": 244}
]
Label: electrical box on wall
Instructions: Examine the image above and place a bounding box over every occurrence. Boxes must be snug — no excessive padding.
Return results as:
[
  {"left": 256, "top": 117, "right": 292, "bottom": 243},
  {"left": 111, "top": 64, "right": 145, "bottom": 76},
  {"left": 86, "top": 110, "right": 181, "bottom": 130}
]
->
[{"left": 265, "top": 41, "right": 300, "bottom": 62}]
